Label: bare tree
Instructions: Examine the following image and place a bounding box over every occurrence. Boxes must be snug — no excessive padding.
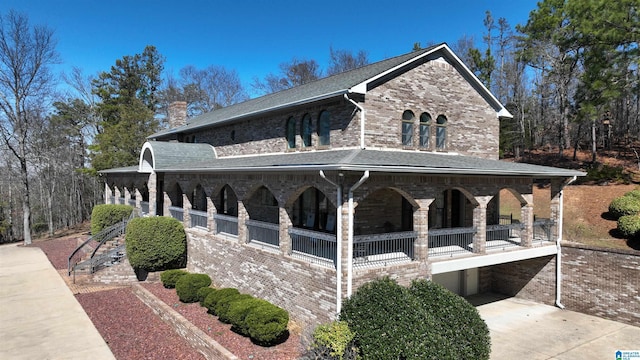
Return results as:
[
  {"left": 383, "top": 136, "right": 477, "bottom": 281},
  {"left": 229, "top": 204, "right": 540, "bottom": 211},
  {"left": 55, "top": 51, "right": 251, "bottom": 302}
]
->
[
  {"left": 326, "top": 46, "right": 369, "bottom": 76},
  {"left": 0, "top": 10, "right": 58, "bottom": 244},
  {"left": 252, "top": 58, "right": 322, "bottom": 95}
]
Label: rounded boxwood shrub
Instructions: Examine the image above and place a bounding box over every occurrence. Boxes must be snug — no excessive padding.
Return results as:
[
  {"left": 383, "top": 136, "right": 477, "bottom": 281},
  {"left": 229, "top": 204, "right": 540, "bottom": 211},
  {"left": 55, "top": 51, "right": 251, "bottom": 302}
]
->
[
  {"left": 340, "top": 277, "right": 489, "bottom": 360},
  {"left": 175, "top": 273, "right": 212, "bottom": 303},
  {"left": 618, "top": 214, "right": 640, "bottom": 238},
  {"left": 160, "top": 269, "right": 189, "bottom": 289},
  {"left": 91, "top": 204, "right": 133, "bottom": 235},
  {"left": 203, "top": 288, "right": 240, "bottom": 315},
  {"left": 125, "top": 217, "right": 186, "bottom": 272},
  {"left": 609, "top": 194, "right": 640, "bottom": 219},
  {"left": 197, "top": 287, "right": 216, "bottom": 306},
  {"left": 226, "top": 298, "right": 270, "bottom": 336},
  {"left": 244, "top": 302, "right": 289, "bottom": 345},
  {"left": 217, "top": 293, "right": 254, "bottom": 323}
]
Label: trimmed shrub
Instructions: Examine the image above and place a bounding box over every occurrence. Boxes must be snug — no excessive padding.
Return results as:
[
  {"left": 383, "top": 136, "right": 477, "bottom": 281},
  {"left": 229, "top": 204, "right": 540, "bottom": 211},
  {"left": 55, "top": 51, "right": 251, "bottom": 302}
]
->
[
  {"left": 226, "top": 298, "right": 270, "bottom": 336},
  {"left": 410, "top": 279, "right": 491, "bottom": 360},
  {"left": 197, "top": 287, "right": 216, "bottom": 306},
  {"left": 160, "top": 269, "right": 189, "bottom": 289},
  {"left": 91, "top": 204, "right": 133, "bottom": 235},
  {"left": 217, "top": 294, "right": 254, "bottom": 323},
  {"left": 618, "top": 214, "right": 640, "bottom": 238},
  {"left": 125, "top": 217, "right": 186, "bottom": 272},
  {"left": 305, "top": 321, "right": 357, "bottom": 360},
  {"left": 609, "top": 194, "right": 640, "bottom": 219},
  {"left": 203, "top": 288, "right": 240, "bottom": 315},
  {"left": 244, "top": 302, "right": 289, "bottom": 345},
  {"left": 176, "top": 273, "right": 212, "bottom": 303},
  {"left": 340, "top": 277, "right": 490, "bottom": 360}
]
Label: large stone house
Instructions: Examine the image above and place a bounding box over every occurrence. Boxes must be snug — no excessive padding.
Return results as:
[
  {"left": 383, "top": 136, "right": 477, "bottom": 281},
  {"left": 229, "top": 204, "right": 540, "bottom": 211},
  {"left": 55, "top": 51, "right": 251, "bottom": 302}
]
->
[{"left": 101, "top": 43, "right": 584, "bottom": 326}]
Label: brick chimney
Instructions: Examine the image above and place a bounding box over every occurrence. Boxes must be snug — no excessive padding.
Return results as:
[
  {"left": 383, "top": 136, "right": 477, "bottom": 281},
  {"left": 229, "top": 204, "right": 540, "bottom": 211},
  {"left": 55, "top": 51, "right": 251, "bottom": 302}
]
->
[{"left": 167, "top": 101, "right": 187, "bottom": 129}]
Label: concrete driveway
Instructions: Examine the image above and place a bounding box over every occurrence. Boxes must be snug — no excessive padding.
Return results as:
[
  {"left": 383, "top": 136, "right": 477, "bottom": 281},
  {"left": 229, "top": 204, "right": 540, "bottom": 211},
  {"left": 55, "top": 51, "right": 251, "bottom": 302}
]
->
[{"left": 474, "top": 295, "right": 640, "bottom": 359}]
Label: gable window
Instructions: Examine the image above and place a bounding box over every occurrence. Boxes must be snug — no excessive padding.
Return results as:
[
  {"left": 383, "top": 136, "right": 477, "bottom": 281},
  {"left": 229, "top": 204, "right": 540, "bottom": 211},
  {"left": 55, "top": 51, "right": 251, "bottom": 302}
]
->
[
  {"left": 302, "top": 113, "right": 312, "bottom": 147},
  {"left": 419, "top": 112, "right": 431, "bottom": 148},
  {"left": 318, "top": 110, "right": 330, "bottom": 146},
  {"left": 286, "top": 117, "right": 296, "bottom": 149},
  {"left": 436, "top": 115, "right": 447, "bottom": 149},
  {"left": 402, "top": 110, "right": 414, "bottom": 146}
]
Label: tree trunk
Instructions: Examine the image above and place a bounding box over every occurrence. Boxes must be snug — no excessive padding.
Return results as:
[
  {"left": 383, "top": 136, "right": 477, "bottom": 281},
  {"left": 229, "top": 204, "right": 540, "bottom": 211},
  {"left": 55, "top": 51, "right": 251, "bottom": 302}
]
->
[{"left": 20, "top": 158, "right": 32, "bottom": 245}]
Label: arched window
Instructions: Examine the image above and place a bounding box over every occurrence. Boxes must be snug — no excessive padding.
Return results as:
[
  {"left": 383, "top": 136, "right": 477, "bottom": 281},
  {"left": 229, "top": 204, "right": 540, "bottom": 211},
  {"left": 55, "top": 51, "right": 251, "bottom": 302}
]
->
[
  {"left": 419, "top": 112, "right": 431, "bottom": 148},
  {"left": 436, "top": 115, "right": 447, "bottom": 149},
  {"left": 318, "top": 111, "right": 330, "bottom": 146},
  {"left": 301, "top": 113, "right": 312, "bottom": 147},
  {"left": 286, "top": 117, "right": 296, "bottom": 149},
  {"left": 402, "top": 110, "right": 414, "bottom": 146}
]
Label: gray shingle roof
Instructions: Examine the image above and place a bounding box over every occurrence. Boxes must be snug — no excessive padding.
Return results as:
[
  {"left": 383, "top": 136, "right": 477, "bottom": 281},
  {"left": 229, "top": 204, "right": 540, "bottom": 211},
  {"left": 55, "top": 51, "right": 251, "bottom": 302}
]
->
[
  {"left": 150, "top": 44, "right": 451, "bottom": 139},
  {"left": 148, "top": 148, "right": 584, "bottom": 178}
]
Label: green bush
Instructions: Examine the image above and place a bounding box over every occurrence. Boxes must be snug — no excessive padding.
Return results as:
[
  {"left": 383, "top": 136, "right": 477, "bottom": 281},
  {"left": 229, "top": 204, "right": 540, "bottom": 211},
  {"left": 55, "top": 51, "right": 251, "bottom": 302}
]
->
[
  {"left": 618, "top": 214, "right": 640, "bottom": 238},
  {"left": 609, "top": 194, "right": 640, "bottom": 219},
  {"left": 160, "top": 269, "right": 189, "bottom": 289},
  {"left": 339, "top": 277, "right": 490, "bottom": 360},
  {"left": 244, "top": 302, "right": 289, "bottom": 345},
  {"left": 583, "top": 163, "right": 630, "bottom": 184},
  {"left": 217, "top": 294, "right": 254, "bottom": 323},
  {"left": 305, "top": 321, "right": 357, "bottom": 360},
  {"left": 203, "top": 288, "right": 240, "bottom": 315},
  {"left": 226, "top": 298, "right": 270, "bottom": 336},
  {"left": 91, "top": 204, "right": 133, "bottom": 235},
  {"left": 197, "top": 287, "right": 216, "bottom": 306},
  {"left": 125, "top": 217, "right": 186, "bottom": 272},
  {"left": 175, "top": 273, "right": 212, "bottom": 303}
]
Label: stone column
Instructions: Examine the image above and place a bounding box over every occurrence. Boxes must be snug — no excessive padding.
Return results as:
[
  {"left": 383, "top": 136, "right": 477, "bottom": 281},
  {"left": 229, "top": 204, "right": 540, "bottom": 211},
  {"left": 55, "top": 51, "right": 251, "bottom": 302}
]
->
[
  {"left": 148, "top": 173, "right": 157, "bottom": 216},
  {"left": 135, "top": 189, "right": 142, "bottom": 214},
  {"left": 207, "top": 197, "right": 216, "bottom": 233},
  {"left": 520, "top": 193, "right": 534, "bottom": 247},
  {"left": 550, "top": 179, "right": 563, "bottom": 241},
  {"left": 163, "top": 191, "right": 171, "bottom": 218},
  {"left": 114, "top": 187, "right": 121, "bottom": 204},
  {"left": 339, "top": 197, "right": 350, "bottom": 301},
  {"left": 472, "top": 196, "right": 492, "bottom": 254},
  {"left": 413, "top": 198, "right": 434, "bottom": 262},
  {"left": 183, "top": 193, "right": 192, "bottom": 228},
  {"left": 279, "top": 206, "right": 292, "bottom": 255},
  {"left": 105, "top": 183, "right": 112, "bottom": 204},
  {"left": 237, "top": 201, "right": 248, "bottom": 244},
  {"left": 124, "top": 188, "right": 131, "bottom": 206}
]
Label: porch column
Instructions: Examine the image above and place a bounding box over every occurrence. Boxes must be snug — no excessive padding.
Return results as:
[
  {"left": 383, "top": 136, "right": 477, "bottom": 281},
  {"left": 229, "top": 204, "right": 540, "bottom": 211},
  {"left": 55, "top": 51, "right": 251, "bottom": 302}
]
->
[
  {"left": 105, "top": 183, "right": 113, "bottom": 204},
  {"left": 207, "top": 197, "right": 216, "bottom": 233},
  {"left": 114, "top": 187, "right": 121, "bottom": 204},
  {"left": 278, "top": 206, "right": 292, "bottom": 255},
  {"left": 135, "top": 189, "right": 142, "bottom": 213},
  {"left": 472, "top": 196, "right": 492, "bottom": 254},
  {"left": 520, "top": 194, "right": 534, "bottom": 247},
  {"left": 550, "top": 179, "right": 562, "bottom": 240},
  {"left": 124, "top": 188, "right": 131, "bottom": 206},
  {"left": 339, "top": 197, "right": 350, "bottom": 301},
  {"left": 148, "top": 172, "right": 157, "bottom": 216},
  {"left": 237, "top": 201, "right": 248, "bottom": 244},
  {"left": 163, "top": 191, "right": 171, "bottom": 217},
  {"left": 183, "top": 193, "right": 192, "bottom": 228},
  {"left": 413, "top": 198, "right": 434, "bottom": 262}
]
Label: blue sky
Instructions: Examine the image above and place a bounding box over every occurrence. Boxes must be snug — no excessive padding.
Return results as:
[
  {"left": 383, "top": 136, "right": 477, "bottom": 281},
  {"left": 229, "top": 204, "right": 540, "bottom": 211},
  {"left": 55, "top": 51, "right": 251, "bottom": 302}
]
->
[{"left": 2, "top": 0, "right": 539, "bottom": 96}]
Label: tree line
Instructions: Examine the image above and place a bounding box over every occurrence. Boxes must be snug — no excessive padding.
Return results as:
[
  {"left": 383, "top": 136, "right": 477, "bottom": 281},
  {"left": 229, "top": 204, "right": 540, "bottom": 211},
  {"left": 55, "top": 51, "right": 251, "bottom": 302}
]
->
[{"left": 1, "top": 1, "right": 638, "bottom": 243}]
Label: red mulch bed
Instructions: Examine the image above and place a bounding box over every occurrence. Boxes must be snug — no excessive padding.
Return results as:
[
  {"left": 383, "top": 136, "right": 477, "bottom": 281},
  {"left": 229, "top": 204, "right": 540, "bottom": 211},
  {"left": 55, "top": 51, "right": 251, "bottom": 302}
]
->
[
  {"left": 142, "top": 282, "right": 303, "bottom": 360},
  {"left": 29, "top": 235, "right": 85, "bottom": 270},
  {"left": 76, "top": 288, "right": 205, "bottom": 360}
]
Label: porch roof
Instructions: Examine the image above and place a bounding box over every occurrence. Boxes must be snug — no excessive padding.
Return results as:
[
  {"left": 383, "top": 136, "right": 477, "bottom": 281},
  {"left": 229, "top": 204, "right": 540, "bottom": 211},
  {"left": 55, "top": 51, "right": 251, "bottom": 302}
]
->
[{"left": 139, "top": 147, "right": 584, "bottom": 178}]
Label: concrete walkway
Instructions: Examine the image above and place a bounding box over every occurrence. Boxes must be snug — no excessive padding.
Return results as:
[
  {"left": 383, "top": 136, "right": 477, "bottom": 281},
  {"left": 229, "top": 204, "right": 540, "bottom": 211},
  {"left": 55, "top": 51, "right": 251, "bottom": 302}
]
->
[
  {"left": 475, "top": 295, "right": 640, "bottom": 359},
  {"left": 0, "top": 243, "right": 115, "bottom": 360}
]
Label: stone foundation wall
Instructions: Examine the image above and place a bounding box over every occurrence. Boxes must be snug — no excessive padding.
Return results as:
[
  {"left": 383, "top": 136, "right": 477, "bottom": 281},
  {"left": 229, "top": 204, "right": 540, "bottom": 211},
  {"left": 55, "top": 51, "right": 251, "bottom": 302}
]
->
[{"left": 186, "top": 229, "right": 338, "bottom": 327}]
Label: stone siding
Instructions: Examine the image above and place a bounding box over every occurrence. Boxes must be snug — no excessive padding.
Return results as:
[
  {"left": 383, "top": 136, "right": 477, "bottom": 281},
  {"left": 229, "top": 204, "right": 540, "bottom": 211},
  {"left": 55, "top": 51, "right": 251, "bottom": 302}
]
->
[{"left": 186, "top": 229, "right": 338, "bottom": 327}]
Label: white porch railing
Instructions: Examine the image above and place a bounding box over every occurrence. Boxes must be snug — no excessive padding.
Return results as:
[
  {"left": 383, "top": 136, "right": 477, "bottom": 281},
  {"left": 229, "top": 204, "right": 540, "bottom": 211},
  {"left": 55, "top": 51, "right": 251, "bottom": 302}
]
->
[
  {"left": 190, "top": 209, "right": 208, "bottom": 229},
  {"left": 128, "top": 199, "right": 136, "bottom": 207},
  {"left": 289, "top": 227, "right": 336, "bottom": 267},
  {"left": 246, "top": 219, "right": 279, "bottom": 247},
  {"left": 109, "top": 196, "right": 116, "bottom": 204},
  {"left": 214, "top": 214, "right": 238, "bottom": 236},
  {"left": 169, "top": 206, "right": 184, "bottom": 221},
  {"left": 353, "top": 231, "right": 416, "bottom": 268},
  {"left": 486, "top": 223, "right": 524, "bottom": 251},
  {"left": 428, "top": 227, "right": 476, "bottom": 257},
  {"left": 140, "top": 201, "right": 149, "bottom": 215}
]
